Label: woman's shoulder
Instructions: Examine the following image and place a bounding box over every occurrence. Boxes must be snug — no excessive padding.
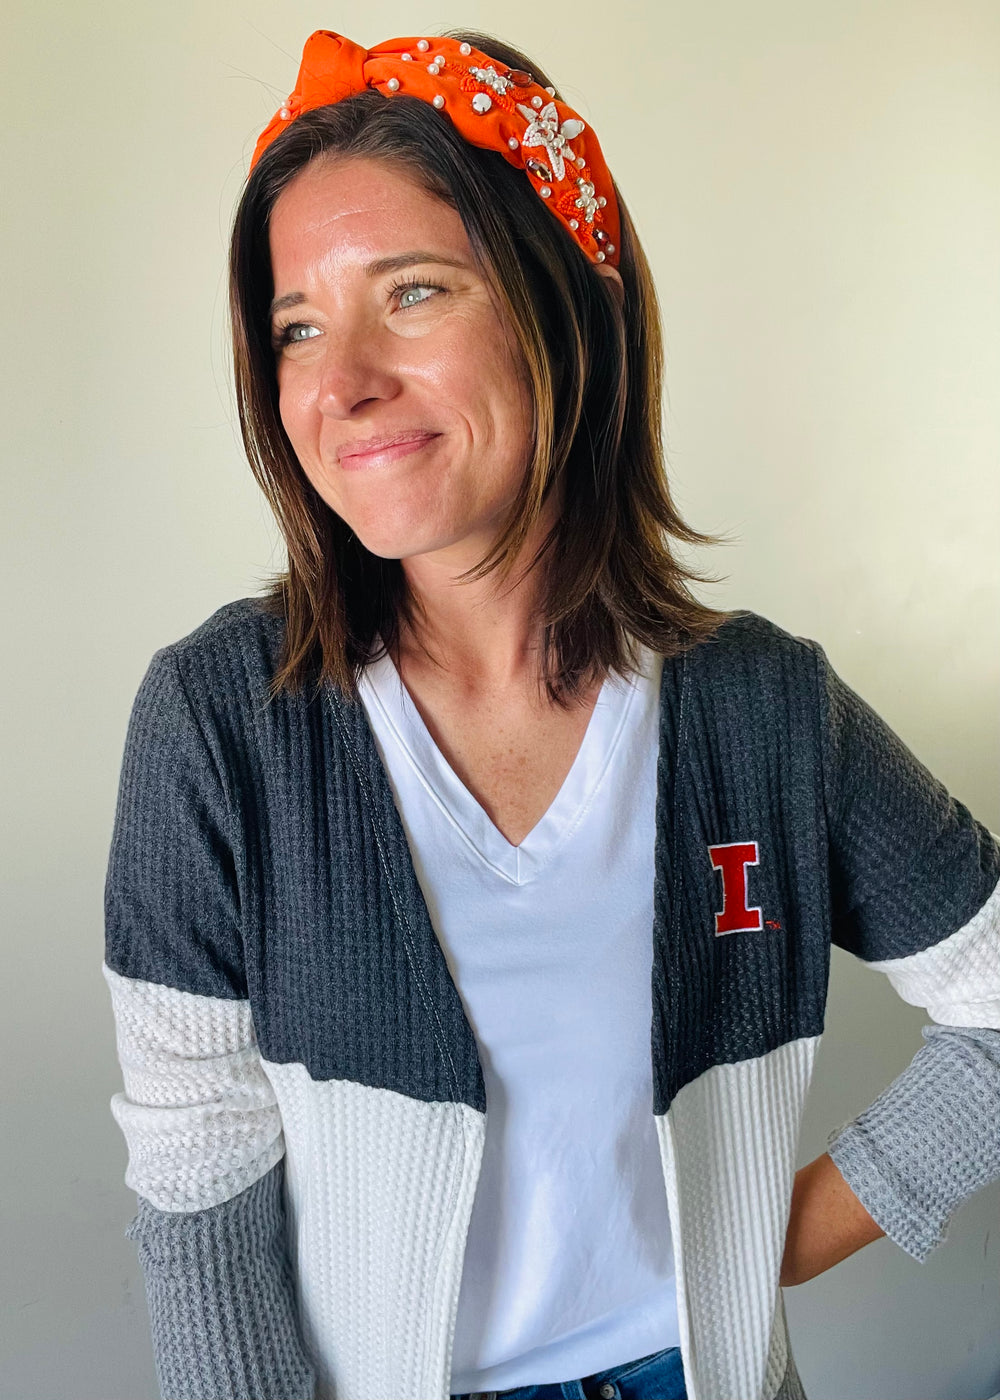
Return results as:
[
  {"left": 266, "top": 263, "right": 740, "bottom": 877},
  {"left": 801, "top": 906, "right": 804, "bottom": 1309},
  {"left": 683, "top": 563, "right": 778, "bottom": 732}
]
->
[
  {"left": 140, "top": 594, "right": 288, "bottom": 718},
  {"left": 163, "top": 594, "right": 284, "bottom": 659},
  {"left": 680, "top": 607, "right": 826, "bottom": 681}
]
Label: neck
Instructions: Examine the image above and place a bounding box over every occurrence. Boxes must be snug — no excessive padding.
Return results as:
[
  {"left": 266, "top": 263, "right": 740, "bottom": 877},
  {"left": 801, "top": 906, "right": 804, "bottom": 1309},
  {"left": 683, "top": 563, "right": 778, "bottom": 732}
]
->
[{"left": 396, "top": 512, "right": 555, "bottom": 698}]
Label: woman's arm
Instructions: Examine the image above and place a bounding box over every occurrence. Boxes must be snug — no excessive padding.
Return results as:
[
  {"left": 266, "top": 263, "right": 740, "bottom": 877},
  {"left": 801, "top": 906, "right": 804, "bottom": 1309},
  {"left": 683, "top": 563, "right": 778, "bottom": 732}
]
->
[
  {"left": 105, "top": 646, "right": 315, "bottom": 1400},
  {"left": 789, "top": 643, "right": 1000, "bottom": 1284},
  {"left": 126, "top": 1165, "right": 314, "bottom": 1400},
  {"left": 780, "top": 1151, "right": 885, "bottom": 1287}
]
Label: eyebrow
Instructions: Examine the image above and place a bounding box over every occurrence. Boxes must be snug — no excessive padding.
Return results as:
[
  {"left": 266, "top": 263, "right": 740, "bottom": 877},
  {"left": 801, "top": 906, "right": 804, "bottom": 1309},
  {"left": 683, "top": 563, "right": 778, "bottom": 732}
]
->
[{"left": 268, "top": 251, "right": 470, "bottom": 319}]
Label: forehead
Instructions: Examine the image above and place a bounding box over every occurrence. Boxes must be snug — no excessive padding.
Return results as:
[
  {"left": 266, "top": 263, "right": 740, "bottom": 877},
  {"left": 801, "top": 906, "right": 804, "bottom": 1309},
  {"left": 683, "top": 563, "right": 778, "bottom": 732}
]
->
[{"left": 269, "top": 156, "right": 470, "bottom": 273}]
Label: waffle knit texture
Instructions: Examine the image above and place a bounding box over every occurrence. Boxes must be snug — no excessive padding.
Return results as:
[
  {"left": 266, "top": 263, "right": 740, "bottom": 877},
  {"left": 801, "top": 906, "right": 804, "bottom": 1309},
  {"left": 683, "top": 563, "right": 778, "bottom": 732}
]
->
[{"left": 104, "top": 600, "right": 1000, "bottom": 1400}]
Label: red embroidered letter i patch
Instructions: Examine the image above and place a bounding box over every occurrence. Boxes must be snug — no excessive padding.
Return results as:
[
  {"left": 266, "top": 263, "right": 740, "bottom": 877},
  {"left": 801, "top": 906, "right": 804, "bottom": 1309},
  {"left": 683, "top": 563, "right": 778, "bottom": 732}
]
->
[{"left": 708, "top": 841, "right": 764, "bottom": 935}]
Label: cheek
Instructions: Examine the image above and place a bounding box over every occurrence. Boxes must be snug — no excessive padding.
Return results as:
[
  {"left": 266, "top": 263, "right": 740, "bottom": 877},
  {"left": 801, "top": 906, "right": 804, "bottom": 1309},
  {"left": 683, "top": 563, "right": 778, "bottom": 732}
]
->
[{"left": 444, "top": 332, "right": 534, "bottom": 453}]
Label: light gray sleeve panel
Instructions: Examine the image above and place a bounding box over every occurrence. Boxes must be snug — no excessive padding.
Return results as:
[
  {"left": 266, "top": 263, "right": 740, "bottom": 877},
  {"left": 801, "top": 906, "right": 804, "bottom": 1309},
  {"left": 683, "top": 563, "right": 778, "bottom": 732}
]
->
[
  {"left": 828, "top": 1024, "right": 1000, "bottom": 1262},
  {"left": 127, "top": 1160, "right": 315, "bottom": 1400}
]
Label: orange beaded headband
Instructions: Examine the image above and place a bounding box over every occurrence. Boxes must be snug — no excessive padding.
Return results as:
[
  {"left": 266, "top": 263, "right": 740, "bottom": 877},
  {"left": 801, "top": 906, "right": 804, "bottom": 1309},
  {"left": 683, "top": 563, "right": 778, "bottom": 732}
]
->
[{"left": 251, "top": 30, "right": 621, "bottom": 268}]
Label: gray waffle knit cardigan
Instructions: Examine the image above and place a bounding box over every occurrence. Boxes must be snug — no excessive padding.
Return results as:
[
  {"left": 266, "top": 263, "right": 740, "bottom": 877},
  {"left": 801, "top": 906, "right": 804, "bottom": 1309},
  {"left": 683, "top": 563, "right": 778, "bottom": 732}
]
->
[{"left": 103, "top": 600, "right": 1000, "bottom": 1400}]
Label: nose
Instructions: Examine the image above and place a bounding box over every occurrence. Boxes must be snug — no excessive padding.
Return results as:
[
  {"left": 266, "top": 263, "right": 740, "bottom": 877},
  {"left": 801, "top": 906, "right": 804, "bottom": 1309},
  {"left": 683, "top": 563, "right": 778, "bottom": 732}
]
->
[{"left": 315, "top": 327, "right": 400, "bottom": 419}]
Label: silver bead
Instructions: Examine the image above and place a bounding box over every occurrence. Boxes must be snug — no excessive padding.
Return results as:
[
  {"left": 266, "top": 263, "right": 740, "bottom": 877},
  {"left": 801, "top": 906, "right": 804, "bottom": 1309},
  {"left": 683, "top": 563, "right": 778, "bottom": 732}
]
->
[
  {"left": 507, "top": 135, "right": 519, "bottom": 149},
  {"left": 569, "top": 218, "right": 579, "bottom": 230},
  {"left": 597, "top": 195, "right": 607, "bottom": 207},
  {"left": 459, "top": 42, "right": 472, "bottom": 55},
  {"left": 531, "top": 94, "right": 543, "bottom": 108},
  {"left": 386, "top": 77, "right": 400, "bottom": 92},
  {"left": 607, "top": 243, "right": 615, "bottom": 254},
  {"left": 596, "top": 250, "right": 606, "bottom": 262},
  {"left": 401, "top": 51, "right": 412, "bottom": 61},
  {"left": 471, "top": 92, "right": 492, "bottom": 113},
  {"left": 433, "top": 94, "right": 445, "bottom": 108},
  {"left": 539, "top": 184, "right": 552, "bottom": 198},
  {"left": 416, "top": 38, "right": 430, "bottom": 51}
]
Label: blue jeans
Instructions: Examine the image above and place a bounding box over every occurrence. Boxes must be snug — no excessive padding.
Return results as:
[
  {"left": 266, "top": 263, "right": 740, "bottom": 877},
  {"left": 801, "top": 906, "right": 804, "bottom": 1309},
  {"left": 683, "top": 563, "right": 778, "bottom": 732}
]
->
[{"left": 451, "top": 1344, "right": 686, "bottom": 1400}]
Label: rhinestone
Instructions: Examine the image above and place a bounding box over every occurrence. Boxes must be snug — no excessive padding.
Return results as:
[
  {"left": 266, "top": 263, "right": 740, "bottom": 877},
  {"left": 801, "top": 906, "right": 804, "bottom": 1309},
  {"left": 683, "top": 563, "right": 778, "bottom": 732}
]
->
[
  {"left": 569, "top": 218, "right": 579, "bottom": 230},
  {"left": 531, "top": 94, "right": 543, "bottom": 108},
  {"left": 539, "top": 184, "right": 552, "bottom": 198},
  {"left": 509, "top": 69, "right": 533, "bottom": 86},
  {"left": 597, "top": 195, "right": 607, "bottom": 207},
  {"left": 433, "top": 94, "right": 445, "bottom": 108},
  {"left": 545, "top": 85, "right": 555, "bottom": 95},
  {"left": 525, "top": 157, "right": 553, "bottom": 181},
  {"left": 386, "top": 77, "right": 400, "bottom": 92},
  {"left": 459, "top": 42, "right": 472, "bottom": 56},
  {"left": 416, "top": 38, "right": 430, "bottom": 51},
  {"left": 596, "top": 250, "right": 606, "bottom": 262},
  {"left": 594, "top": 228, "right": 609, "bottom": 245},
  {"left": 561, "top": 118, "right": 585, "bottom": 138},
  {"left": 402, "top": 52, "right": 412, "bottom": 61},
  {"left": 471, "top": 92, "right": 492, "bottom": 113},
  {"left": 507, "top": 136, "right": 519, "bottom": 149}
]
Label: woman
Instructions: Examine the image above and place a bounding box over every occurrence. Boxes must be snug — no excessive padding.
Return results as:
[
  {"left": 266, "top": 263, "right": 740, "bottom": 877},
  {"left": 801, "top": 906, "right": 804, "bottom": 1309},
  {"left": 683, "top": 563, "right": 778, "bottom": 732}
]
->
[{"left": 103, "top": 27, "right": 1000, "bottom": 1400}]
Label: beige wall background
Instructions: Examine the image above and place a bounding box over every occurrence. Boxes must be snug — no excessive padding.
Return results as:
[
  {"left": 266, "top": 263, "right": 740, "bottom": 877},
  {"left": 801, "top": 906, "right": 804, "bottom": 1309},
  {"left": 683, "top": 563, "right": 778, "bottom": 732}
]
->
[{"left": 2, "top": 1, "right": 997, "bottom": 1397}]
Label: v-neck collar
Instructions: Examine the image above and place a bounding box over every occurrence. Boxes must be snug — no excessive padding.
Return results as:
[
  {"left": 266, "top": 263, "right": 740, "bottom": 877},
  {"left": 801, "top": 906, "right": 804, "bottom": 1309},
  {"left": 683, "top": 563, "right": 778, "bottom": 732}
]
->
[{"left": 358, "top": 653, "right": 644, "bottom": 886}]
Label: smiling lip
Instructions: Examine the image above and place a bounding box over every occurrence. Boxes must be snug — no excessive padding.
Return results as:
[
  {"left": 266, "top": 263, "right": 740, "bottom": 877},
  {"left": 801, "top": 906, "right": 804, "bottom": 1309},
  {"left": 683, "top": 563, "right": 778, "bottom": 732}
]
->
[{"left": 337, "top": 431, "right": 439, "bottom": 470}]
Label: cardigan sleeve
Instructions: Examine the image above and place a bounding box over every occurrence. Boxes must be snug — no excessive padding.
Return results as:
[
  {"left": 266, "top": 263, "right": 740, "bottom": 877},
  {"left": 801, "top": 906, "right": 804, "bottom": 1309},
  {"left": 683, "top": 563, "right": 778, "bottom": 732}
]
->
[
  {"left": 104, "top": 646, "right": 315, "bottom": 1399},
  {"left": 810, "top": 643, "right": 1000, "bottom": 1260}
]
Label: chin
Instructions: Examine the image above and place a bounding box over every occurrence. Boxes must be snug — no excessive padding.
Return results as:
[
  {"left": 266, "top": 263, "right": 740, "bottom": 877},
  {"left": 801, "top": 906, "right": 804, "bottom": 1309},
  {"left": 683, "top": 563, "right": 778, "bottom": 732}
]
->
[{"left": 343, "top": 503, "right": 483, "bottom": 563}]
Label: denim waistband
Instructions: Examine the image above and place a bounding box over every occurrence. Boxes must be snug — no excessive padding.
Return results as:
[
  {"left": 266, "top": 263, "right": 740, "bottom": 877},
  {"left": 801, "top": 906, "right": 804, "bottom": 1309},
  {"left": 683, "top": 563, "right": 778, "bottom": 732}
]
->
[{"left": 451, "top": 1343, "right": 686, "bottom": 1400}]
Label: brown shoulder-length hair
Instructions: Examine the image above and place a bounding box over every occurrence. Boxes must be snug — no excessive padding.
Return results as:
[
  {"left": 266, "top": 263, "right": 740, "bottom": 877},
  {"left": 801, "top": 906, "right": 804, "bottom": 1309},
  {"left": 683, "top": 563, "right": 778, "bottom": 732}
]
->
[{"left": 230, "top": 30, "right": 725, "bottom": 704}]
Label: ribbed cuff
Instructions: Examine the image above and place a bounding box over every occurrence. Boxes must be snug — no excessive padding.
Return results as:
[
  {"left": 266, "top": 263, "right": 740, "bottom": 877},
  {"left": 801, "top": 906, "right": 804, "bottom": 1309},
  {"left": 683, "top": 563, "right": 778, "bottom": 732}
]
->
[
  {"left": 127, "top": 1160, "right": 315, "bottom": 1400},
  {"left": 828, "top": 1025, "right": 1000, "bottom": 1262}
]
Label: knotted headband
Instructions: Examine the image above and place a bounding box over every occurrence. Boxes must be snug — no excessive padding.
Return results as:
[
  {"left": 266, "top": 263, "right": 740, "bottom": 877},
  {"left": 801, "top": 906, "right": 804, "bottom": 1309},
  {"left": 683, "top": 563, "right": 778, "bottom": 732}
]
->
[{"left": 252, "top": 30, "right": 621, "bottom": 268}]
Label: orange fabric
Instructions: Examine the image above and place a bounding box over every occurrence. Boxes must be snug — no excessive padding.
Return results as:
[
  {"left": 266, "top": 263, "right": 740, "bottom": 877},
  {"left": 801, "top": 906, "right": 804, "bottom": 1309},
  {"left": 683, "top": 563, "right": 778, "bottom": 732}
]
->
[{"left": 251, "top": 30, "right": 621, "bottom": 267}]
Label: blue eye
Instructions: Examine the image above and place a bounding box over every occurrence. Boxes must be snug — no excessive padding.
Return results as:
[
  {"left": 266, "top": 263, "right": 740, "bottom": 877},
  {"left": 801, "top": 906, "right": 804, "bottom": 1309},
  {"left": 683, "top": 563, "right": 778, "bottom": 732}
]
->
[
  {"left": 273, "top": 322, "right": 320, "bottom": 349},
  {"left": 392, "top": 278, "right": 445, "bottom": 310},
  {"left": 399, "top": 284, "right": 433, "bottom": 309}
]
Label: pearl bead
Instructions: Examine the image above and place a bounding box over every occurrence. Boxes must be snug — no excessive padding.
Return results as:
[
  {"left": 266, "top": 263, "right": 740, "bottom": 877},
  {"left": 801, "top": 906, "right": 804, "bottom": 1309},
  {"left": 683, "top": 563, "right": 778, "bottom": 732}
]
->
[
  {"left": 428, "top": 63, "right": 440, "bottom": 75},
  {"left": 507, "top": 136, "right": 519, "bottom": 149},
  {"left": 531, "top": 95, "right": 543, "bottom": 108},
  {"left": 459, "top": 42, "right": 472, "bottom": 55},
  {"left": 596, "top": 251, "right": 606, "bottom": 262},
  {"left": 569, "top": 218, "right": 579, "bottom": 230},
  {"left": 386, "top": 78, "right": 399, "bottom": 92},
  {"left": 545, "top": 86, "right": 555, "bottom": 96},
  {"left": 279, "top": 107, "right": 290, "bottom": 119},
  {"left": 434, "top": 53, "right": 445, "bottom": 63},
  {"left": 401, "top": 52, "right": 412, "bottom": 61},
  {"left": 433, "top": 94, "right": 444, "bottom": 108},
  {"left": 607, "top": 244, "right": 615, "bottom": 254},
  {"left": 417, "top": 39, "right": 429, "bottom": 51},
  {"left": 539, "top": 184, "right": 552, "bottom": 198},
  {"left": 597, "top": 195, "right": 607, "bottom": 207},
  {"left": 576, "top": 156, "right": 586, "bottom": 168}
]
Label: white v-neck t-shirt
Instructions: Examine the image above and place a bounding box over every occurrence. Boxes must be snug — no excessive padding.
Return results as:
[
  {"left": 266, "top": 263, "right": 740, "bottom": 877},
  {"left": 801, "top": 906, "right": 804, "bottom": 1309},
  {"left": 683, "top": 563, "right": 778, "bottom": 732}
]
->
[{"left": 357, "top": 649, "right": 679, "bottom": 1393}]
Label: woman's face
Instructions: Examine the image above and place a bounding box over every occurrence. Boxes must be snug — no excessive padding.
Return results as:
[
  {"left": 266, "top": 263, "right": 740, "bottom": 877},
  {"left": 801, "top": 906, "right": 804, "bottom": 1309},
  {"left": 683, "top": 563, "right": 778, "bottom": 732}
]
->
[{"left": 268, "top": 155, "right": 536, "bottom": 566}]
